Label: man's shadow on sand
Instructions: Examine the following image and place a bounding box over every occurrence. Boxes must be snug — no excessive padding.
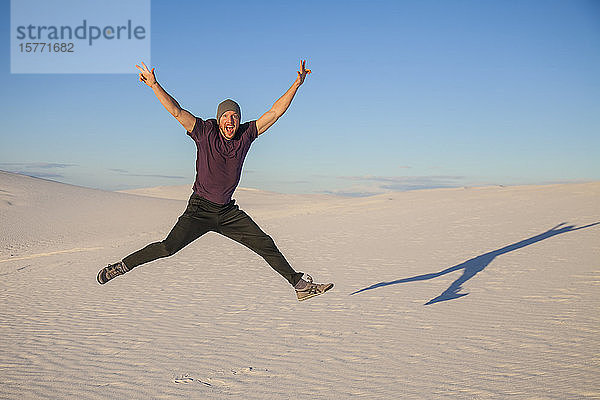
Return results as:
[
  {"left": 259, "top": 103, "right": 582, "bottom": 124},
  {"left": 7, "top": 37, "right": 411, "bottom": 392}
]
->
[{"left": 351, "top": 222, "right": 599, "bottom": 305}]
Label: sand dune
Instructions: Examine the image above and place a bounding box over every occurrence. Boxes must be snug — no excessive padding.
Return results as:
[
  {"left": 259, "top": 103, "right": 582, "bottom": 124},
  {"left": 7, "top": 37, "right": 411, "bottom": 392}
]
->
[{"left": 1, "top": 171, "right": 599, "bottom": 399}]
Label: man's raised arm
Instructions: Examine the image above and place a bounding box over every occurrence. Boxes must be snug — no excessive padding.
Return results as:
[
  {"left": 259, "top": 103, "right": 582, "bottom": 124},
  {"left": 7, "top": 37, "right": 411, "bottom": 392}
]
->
[
  {"left": 256, "top": 60, "right": 312, "bottom": 136},
  {"left": 136, "top": 62, "right": 196, "bottom": 132}
]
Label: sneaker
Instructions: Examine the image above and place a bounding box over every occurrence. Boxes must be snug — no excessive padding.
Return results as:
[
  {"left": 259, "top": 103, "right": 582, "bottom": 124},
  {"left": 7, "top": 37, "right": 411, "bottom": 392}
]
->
[
  {"left": 295, "top": 274, "right": 334, "bottom": 301},
  {"left": 97, "top": 261, "right": 129, "bottom": 284}
]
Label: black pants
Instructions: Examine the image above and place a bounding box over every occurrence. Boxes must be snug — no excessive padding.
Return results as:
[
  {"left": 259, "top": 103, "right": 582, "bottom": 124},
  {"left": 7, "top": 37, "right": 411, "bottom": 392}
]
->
[{"left": 122, "top": 193, "right": 303, "bottom": 286}]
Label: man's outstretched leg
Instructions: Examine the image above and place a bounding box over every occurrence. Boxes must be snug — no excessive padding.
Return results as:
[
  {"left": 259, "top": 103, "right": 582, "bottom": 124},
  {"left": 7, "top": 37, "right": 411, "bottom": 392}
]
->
[
  {"left": 218, "top": 203, "right": 333, "bottom": 301},
  {"left": 97, "top": 197, "right": 213, "bottom": 284}
]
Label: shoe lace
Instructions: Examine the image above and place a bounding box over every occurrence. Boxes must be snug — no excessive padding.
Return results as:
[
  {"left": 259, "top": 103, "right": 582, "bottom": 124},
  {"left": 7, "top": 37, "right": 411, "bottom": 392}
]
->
[
  {"left": 303, "top": 275, "right": 320, "bottom": 294},
  {"left": 106, "top": 262, "right": 126, "bottom": 279}
]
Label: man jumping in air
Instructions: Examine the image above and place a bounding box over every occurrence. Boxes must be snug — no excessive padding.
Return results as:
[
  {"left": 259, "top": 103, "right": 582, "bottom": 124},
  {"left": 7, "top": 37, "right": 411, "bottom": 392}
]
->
[{"left": 97, "top": 60, "right": 333, "bottom": 301}]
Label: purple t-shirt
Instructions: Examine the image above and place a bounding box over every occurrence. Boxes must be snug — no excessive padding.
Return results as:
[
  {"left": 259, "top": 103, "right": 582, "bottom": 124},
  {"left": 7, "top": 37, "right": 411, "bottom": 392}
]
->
[{"left": 187, "top": 117, "right": 258, "bottom": 205}]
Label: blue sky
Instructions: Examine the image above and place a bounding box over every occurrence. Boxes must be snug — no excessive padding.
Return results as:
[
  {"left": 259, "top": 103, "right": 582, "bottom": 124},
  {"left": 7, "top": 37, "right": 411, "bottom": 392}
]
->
[{"left": 1, "top": 0, "right": 599, "bottom": 195}]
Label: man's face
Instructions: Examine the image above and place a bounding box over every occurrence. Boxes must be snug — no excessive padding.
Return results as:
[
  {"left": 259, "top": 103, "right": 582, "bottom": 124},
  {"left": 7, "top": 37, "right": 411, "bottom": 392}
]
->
[{"left": 219, "top": 111, "right": 240, "bottom": 140}]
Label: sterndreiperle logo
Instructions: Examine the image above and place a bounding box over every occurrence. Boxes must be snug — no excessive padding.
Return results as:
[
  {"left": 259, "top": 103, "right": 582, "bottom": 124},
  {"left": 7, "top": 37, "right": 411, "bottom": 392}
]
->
[{"left": 11, "top": 0, "right": 151, "bottom": 74}]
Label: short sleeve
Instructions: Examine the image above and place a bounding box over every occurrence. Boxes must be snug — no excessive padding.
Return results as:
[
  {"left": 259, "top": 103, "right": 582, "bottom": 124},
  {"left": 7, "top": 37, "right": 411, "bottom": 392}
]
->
[
  {"left": 245, "top": 120, "right": 259, "bottom": 142},
  {"left": 186, "top": 117, "right": 205, "bottom": 142}
]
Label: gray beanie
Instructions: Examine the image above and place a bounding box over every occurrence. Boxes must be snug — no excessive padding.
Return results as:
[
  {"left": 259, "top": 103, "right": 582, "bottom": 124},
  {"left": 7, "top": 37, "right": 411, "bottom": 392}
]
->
[{"left": 216, "top": 99, "right": 241, "bottom": 122}]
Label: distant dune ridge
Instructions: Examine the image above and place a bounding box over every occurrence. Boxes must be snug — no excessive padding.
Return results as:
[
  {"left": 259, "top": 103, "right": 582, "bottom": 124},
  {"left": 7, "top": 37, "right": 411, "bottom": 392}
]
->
[{"left": 1, "top": 170, "right": 599, "bottom": 399}]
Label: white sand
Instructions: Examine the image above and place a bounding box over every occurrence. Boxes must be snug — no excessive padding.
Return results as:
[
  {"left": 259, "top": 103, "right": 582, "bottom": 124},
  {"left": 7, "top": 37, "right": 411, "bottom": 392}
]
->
[{"left": 1, "top": 170, "right": 599, "bottom": 399}]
